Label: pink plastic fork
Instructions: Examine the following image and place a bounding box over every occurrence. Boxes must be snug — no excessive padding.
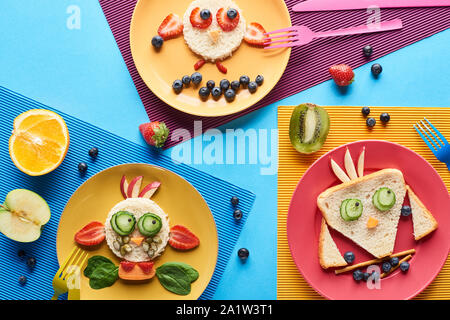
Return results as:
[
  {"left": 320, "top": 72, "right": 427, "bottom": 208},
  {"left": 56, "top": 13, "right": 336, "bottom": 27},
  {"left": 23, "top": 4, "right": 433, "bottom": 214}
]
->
[{"left": 264, "top": 19, "right": 403, "bottom": 49}]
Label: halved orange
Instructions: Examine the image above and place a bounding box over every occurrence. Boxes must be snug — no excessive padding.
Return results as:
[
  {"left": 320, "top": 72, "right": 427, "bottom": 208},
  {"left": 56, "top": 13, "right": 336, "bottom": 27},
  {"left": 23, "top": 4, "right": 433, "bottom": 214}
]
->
[{"left": 9, "top": 109, "right": 70, "bottom": 176}]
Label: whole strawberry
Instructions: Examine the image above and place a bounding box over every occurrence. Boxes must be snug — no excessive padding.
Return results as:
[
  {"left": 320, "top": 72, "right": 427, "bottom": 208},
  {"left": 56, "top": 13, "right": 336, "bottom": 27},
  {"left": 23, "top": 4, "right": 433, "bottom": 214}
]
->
[
  {"left": 139, "top": 121, "right": 169, "bottom": 148},
  {"left": 329, "top": 64, "right": 355, "bottom": 86}
]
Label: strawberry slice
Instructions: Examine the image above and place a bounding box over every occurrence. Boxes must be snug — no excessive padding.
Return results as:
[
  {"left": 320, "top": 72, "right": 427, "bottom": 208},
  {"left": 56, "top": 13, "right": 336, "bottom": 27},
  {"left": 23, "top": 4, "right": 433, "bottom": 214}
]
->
[
  {"left": 158, "top": 14, "right": 183, "bottom": 40},
  {"left": 169, "top": 225, "right": 200, "bottom": 250},
  {"left": 74, "top": 221, "right": 105, "bottom": 246},
  {"left": 137, "top": 261, "right": 155, "bottom": 274},
  {"left": 120, "top": 261, "right": 136, "bottom": 273},
  {"left": 190, "top": 7, "right": 212, "bottom": 29},
  {"left": 244, "top": 22, "right": 269, "bottom": 47},
  {"left": 216, "top": 8, "right": 240, "bottom": 32}
]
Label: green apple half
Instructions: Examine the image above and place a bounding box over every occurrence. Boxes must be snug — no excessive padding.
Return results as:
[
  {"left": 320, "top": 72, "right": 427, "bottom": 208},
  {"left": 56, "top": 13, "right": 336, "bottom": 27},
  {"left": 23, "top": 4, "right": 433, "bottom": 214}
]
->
[{"left": 0, "top": 189, "right": 51, "bottom": 242}]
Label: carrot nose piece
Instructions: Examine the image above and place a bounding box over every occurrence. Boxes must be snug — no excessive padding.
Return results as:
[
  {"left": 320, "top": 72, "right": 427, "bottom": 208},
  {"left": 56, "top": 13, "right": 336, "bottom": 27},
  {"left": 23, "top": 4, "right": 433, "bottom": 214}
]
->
[
  {"left": 209, "top": 29, "right": 221, "bottom": 43},
  {"left": 130, "top": 237, "right": 145, "bottom": 246}
]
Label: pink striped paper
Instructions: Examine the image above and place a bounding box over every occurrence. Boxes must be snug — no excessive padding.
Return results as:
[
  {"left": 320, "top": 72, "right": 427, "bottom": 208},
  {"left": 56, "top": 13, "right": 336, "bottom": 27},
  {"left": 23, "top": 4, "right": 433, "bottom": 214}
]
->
[{"left": 98, "top": 0, "right": 450, "bottom": 149}]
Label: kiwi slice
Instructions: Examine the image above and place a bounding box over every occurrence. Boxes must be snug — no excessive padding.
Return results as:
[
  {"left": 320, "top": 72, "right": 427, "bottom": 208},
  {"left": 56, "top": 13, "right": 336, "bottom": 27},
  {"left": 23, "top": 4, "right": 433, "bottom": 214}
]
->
[{"left": 289, "top": 104, "right": 330, "bottom": 154}]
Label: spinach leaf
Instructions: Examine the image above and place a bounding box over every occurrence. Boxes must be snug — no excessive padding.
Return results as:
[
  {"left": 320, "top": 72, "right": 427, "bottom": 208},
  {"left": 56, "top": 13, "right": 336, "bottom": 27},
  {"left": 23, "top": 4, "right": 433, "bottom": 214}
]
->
[
  {"left": 156, "top": 262, "right": 199, "bottom": 295},
  {"left": 84, "top": 256, "right": 115, "bottom": 278},
  {"left": 88, "top": 263, "right": 119, "bottom": 290}
]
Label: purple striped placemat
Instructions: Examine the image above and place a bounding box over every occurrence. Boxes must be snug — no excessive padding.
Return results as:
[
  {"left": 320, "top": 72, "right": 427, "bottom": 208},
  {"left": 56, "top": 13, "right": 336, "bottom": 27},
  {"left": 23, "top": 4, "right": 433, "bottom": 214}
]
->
[{"left": 98, "top": 0, "right": 450, "bottom": 149}]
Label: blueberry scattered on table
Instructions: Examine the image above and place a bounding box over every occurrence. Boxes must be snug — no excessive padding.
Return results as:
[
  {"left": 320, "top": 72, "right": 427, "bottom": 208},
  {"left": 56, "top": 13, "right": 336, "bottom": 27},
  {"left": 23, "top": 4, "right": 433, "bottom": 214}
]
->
[
  {"left": 238, "top": 248, "right": 249, "bottom": 260},
  {"left": 344, "top": 251, "right": 355, "bottom": 264},
  {"left": 366, "top": 117, "right": 376, "bottom": 128},
  {"left": 231, "top": 196, "right": 239, "bottom": 206},
  {"left": 182, "top": 75, "right": 192, "bottom": 86},
  {"left": 78, "top": 162, "right": 88, "bottom": 174},
  {"left": 231, "top": 80, "right": 241, "bottom": 91},
  {"left": 400, "top": 261, "right": 410, "bottom": 272},
  {"left": 89, "top": 147, "right": 99, "bottom": 158},
  {"left": 390, "top": 257, "right": 399, "bottom": 267},
  {"left": 353, "top": 269, "right": 364, "bottom": 281},
  {"left": 199, "top": 87, "right": 210, "bottom": 99},
  {"left": 27, "top": 257, "right": 36, "bottom": 269},
  {"left": 227, "top": 8, "right": 238, "bottom": 20},
  {"left": 382, "top": 262, "right": 392, "bottom": 273},
  {"left": 401, "top": 205, "right": 412, "bottom": 217},
  {"left": 233, "top": 209, "right": 243, "bottom": 220},
  {"left": 248, "top": 81, "right": 258, "bottom": 93},
  {"left": 151, "top": 35, "right": 164, "bottom": 49},
  {"left": 18, "top": 276, "right": 27, "bottom": 286},
  {"left": 200, "top": 9, "right": 211, "bottom": 20},
  {"left": 191, "top": 72, "right": 203, "bottom": 85},
  {"left": 380, "top": 113, "right": 390, "bottom": 123},
  {"left": 240, "top": 75, "right": 250, "bottom": 87},
  {"left": 206, "top": 80, "right": 215, "bottom": 90},
  {"left": 363, "top": 272, "right": 371, "bottom": 281},
  {"left": 211, "top": 87, "right": 222, "bottom": 99},
  {"left": 220, "top": 79, "right": 230, "bottom": 92},
  {"left": 363, "top": 45, "right": 373, "bottom": 57},
  {"left": 18, "top": 249, "right": 26, "bottom": 259},
  {"left": 361, "top": 106, "right": 371, "bottom": 117},
  {"left": 172, "top": 80, "right": 183, "bottom": 93},
  {"left": 371, "top": 63, "right": 383, "bottom": 76},
  {"left": 225, "top": 89, "right": 236, "bottom": 102},
  {"left": 255, "top": 75, "right": 264, "bottom": 86}
]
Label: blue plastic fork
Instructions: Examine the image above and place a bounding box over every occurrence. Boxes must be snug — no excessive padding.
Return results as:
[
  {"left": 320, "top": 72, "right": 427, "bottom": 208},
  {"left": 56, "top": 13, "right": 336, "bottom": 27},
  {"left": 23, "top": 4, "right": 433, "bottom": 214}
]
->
[{"left": 414, "top": 118, "right": 450, "bottom": 170}]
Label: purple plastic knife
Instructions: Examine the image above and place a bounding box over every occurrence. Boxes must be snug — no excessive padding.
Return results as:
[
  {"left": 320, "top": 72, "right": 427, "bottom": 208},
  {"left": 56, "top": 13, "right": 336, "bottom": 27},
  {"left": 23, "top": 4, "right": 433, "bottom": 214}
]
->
[{"left": 293, "top": 0, "right": 450, "bottom": 12}]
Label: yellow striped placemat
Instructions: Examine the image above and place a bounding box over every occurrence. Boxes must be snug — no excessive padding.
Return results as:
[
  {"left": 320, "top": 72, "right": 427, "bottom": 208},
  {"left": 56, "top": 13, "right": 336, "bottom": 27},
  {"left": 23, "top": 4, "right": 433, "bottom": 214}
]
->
[{"left": 277, "top": 105, "right": 450, "bottom": 300}]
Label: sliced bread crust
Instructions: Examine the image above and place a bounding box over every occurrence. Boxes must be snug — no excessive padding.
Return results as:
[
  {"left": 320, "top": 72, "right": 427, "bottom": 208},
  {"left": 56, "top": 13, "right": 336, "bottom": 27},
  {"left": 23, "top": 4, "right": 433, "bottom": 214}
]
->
[
  {"left": 319, "top": 219, "right": 348, "bottom": 269},
  {"left": 317, "top": 169, "right": 407, "bottom": 258},
  {"left": 406, "top": 185, "right": 438, "bottom": 240}
]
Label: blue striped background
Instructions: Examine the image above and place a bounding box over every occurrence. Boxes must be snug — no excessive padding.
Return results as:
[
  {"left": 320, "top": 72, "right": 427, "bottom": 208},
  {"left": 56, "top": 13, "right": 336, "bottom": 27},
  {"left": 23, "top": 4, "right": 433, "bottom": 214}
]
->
[{"left": 0, "top": 86, "right": 255, "bottom": 300}]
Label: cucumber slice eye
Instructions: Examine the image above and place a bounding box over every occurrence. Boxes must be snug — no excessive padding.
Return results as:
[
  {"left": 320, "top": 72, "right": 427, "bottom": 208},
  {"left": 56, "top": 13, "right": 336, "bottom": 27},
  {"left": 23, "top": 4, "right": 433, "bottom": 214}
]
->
[
  {"left": 340, "top": 199, "right": 363, "bottom": 221},
  {"left": 111, "top": 211, "right": 136, "bottom": 236},
  {"left": 373, "top": 188, "right": 396, "bottom": 211},
  {"left": 138, "top": 213, "right": 162, "bottom": 237}
]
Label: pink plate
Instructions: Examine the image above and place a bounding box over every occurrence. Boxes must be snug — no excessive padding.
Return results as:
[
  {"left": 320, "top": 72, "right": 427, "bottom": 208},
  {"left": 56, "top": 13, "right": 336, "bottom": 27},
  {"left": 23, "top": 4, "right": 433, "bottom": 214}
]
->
[{"left": 287, "top": 140, "right": 450, "bottom": 300}]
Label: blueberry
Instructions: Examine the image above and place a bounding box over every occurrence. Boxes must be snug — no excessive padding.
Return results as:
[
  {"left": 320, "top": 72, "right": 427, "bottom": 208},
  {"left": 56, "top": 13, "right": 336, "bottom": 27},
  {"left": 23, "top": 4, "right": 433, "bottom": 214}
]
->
[
  {"left": 400, "top": 261, "right": 410, "bottom": 272},
  {"left": 362, "top": 106, "right": 371, "bottom": 117},
  {"left": 27, "top": 257, "right": 36, "bottom": 269},
  {"left": 255, "top": 75, "right": 264, "bottom": 86},
  {"left": 233, "top": 209, "right": 243, "bottom": 220},
  {"left": 78, "top": 162, "right": 88, "bottom": 174},
  {"left": 227, "top": 8, "right": 238, "bottom": 19},
  {"left": 151, "top": 35, "right": 164, "bottom": 49},
  {"left": 182, "top": 75, "right": 191, "bottom": 86},
  {"left": 199, "top": 87, "right": 210, "bottom": 99},
  {"left": 18, "top": 276, "right": 27, "bottom": 286},
  {"left": 238, "top": 248, "right": 249, "bottom": 260},
  {"left": 231, "top": 80, "right": 241, "bottom": 91},
  {"left": 380, "top": 113, "right": 390, "bottom": 123},
  {"left": 366, "top": 117, "right": 376, "bottom": 128},
  {"left": 401, "top": 205, "right": 412, "bottom": 217},
  {"left": 390, "top": 257, "right": 400, "bottom": 267},
  {"left": 18, "top": 249, "right": 26, "bottom": 259},
  {"left": 248, "top": 81, "right": 258, "bottom": 93},
  {"left": 371, "top": 63, "right": 383, "bottom": 76},
  {"left": 211, "top": 87, "right": 222, "bottom": 99},
  {"left": 353, "top": 269, "right": 364, "bottom": 281},
  {"left": 89, "top": 147, "right": 99, "bottom": 158},
  {"left": 344, "top": 251, "right": 355, "bottom": 264},
  {"left": 191, "top": 72, "right": 203, "bottom": 85},
  {"left": 363, "top": 45, "right": 373, "bottom": 57},
  {"left": 382, "top": 262, "right": 392, "bottom": 273},
  {"left": 220, "top": 79, "right": 230, "bottom": 92},
  {"left": 172, "top": 80, "right": 183, "bottom": 93},
  {"left": 239, "top": 75, "right": 250, "bottom": 87},
  {"left": 231, "top": 196, "right": 239, "bottom": 206},
  {"left": 225, "top": 89, "right": 236, "bottom": 102},
  {"left": 206, "top": 80, "right": 215, "bottom": 90},
  {"left": 200, "top": 9, "right": 211, "bottom": 20},
  {"left": 363, "top": 272, "right": 370, "bottom": 281}
]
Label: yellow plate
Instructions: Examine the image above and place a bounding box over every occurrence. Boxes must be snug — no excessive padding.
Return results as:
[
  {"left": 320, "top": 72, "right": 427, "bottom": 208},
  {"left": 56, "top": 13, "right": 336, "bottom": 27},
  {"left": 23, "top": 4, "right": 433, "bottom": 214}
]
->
[
  {"left": 56, "top": 164, "right": 218, "bottom": 300},
  {"left": 130, "top": 0, "right": 291, "bottom": 117}
]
